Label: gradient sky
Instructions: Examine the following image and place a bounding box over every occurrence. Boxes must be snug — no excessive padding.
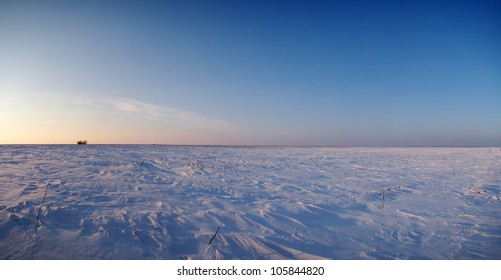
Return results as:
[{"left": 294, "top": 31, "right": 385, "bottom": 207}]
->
[{"left": 1, "top": 0, "right": 500, "bottom": 146}]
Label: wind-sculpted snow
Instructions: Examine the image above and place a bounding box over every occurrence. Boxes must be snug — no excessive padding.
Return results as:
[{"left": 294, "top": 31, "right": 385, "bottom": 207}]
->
[{"left": 0, "top": 145, "right": 500, "bottom": 259}]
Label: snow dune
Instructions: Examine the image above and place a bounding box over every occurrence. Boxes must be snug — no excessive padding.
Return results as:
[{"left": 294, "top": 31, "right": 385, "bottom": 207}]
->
[{"left": 0, "top": 145, "right": 500, "bottom": 259}]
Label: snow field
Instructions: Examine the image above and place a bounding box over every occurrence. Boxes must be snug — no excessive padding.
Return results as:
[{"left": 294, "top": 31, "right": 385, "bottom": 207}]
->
[{"left": 0, "top": 146, "right": 500, "bottom": 259}]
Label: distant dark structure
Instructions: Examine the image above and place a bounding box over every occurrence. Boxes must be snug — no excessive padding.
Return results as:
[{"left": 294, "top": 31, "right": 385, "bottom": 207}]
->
[{"left": 77, "top": 140, "right": 87, "bottom": 145}]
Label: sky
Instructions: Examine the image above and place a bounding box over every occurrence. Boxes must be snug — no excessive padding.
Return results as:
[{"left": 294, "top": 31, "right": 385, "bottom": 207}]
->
[{"left": 1, "top": 0, "right": 500, "bottom": 146}]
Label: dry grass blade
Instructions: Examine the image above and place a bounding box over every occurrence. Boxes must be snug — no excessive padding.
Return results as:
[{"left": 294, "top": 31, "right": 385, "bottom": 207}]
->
[
  {"left": 208, "top": 227, "right": 220, "bottom": 246},
  {"left": 34, "top": 184, "right": 49, "bottom": 234}
]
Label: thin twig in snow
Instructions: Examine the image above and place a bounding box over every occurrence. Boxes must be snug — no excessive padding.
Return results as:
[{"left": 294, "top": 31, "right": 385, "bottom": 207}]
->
[
  {"left": 34, "top": 184, "right": 49, "bottom": 234},
  {"left": 140, "top": 161, "right": 151, "bottom": 172},
  {"left": 208, "top": 227, "right": 220, "bottom": 245}
]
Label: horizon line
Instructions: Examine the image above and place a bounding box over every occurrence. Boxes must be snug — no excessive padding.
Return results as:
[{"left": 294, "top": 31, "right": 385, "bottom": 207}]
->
[{"left": 0, "top": 143, "right": 499, "bottom": 148}]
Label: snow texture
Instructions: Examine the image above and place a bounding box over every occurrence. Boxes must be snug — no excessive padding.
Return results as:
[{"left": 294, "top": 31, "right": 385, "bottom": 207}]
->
[{"left": 0, "top": 145, "right": 500, "bottom": 259}]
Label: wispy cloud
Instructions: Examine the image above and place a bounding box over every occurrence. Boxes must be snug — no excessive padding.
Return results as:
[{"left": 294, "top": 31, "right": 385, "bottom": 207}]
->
[
  {"left": 24, "top": 120, "right": 67, "bottom": 125},
  {"left": 95, "top": 97, "right": 233, "bottom": 129}
]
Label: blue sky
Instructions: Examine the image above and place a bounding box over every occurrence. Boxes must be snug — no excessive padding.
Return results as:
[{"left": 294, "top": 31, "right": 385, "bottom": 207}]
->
[{"left": 1, "top": 0, "right": 500, "bottom": 145}]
